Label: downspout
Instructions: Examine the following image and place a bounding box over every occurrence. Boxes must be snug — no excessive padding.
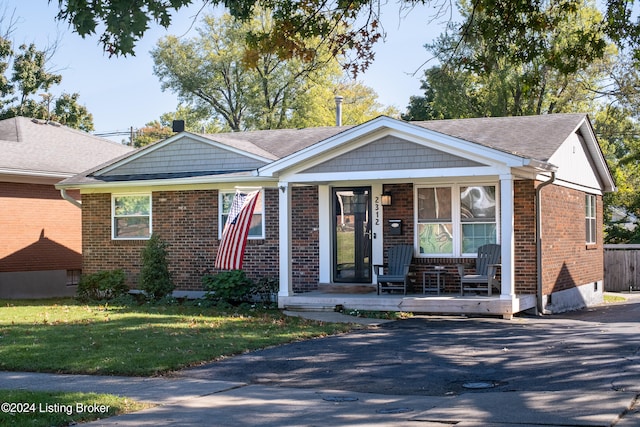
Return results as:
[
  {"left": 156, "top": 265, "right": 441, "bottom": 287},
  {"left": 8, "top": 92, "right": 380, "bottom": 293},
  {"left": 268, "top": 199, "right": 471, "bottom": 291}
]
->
[
  {"left": 60, "top": 188, "right": 82, "bottom": 208},
  {"left": 536, "top": 172, "right": 555, "bottom": 315}
]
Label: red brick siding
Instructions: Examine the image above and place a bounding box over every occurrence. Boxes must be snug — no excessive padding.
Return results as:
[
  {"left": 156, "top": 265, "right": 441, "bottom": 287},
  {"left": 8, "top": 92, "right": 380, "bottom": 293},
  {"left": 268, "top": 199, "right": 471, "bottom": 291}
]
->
[
  {"left": 513, "top": 180, "right": 537, "bottom": 294},
  {"left": 291, "top": 186, "right": 320, "bottom": 291},
  {"left": 539, "top": 184, "right": 603, "bottom": 294},
  {"left": 83, "top": 188, "right": 295, "bottom": 291},
  {"left": 0, "top": 182, "right": 81, "bottom": 272},
  {"left": 381, "top": 183, "right": 414, "bottom": 250}
]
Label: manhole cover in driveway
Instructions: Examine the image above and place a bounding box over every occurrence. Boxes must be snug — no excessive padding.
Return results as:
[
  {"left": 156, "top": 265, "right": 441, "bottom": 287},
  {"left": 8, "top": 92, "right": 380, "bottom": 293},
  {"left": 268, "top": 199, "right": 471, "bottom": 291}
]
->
[
  {"left": 322, "top": 395, "right": 359, "bottom": 402},
  {"left": 462, "top": 381, "right": 497, "bottom": 389},
  {"left": 376, "top": 407, "right": 414, "bottom": 414}
]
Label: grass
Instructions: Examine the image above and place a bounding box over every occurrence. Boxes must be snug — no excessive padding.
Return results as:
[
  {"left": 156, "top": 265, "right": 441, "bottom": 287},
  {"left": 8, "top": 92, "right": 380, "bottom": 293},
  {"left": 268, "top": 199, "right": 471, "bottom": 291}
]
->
[
  {"left": 604, "top": 293, "right": 628, "bottom": 304},
  {"left": 0, "top": 390, "right": 151, "bottom": 427},
  {"left": 0, "top": 298, "right": 355, "bottom": 376}
]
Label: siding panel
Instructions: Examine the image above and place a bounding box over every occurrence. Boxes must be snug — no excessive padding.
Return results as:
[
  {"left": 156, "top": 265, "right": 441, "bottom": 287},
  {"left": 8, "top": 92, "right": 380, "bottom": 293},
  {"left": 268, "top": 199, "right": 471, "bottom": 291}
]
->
[
  {"left": 106, "top": 138, "right": 267, "bottom": 176},
  {"left": 303, "top": 135, "right": 483, "bottom": 173}
]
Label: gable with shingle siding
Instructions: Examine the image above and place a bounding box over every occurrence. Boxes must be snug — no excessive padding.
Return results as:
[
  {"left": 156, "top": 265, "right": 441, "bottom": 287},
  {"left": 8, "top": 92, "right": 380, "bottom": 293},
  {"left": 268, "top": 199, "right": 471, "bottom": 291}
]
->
[
  {"left": 102, "top": 136, "right": 268, "bottom": 177},
  {"left": 301, "top": 135, "right": 483, "bottom": 174}
]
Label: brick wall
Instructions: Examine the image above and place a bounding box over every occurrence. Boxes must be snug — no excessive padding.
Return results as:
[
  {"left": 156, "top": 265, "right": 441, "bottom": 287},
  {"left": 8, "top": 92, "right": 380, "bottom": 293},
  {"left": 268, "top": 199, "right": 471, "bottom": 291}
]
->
[
  {"left": 513, "top": 180, "right": 537, "bottom": 294},
  {"left": 539, "top": 184, "right": 603, "bottom": 295},
  {"left": 0, "top": 182, "right": 81, "bottom": 272},
  {"left": 82, "top": 188, "right": 312, "bottom": 291},
  {"left": 381, "top": 183, "right": 414, "bottom": 250},
  {"left": 80, "top": 181, "right": 604, "bottom": 295},
  {"left": 291, "top": 186, "right": 320, "bottom": 291}
]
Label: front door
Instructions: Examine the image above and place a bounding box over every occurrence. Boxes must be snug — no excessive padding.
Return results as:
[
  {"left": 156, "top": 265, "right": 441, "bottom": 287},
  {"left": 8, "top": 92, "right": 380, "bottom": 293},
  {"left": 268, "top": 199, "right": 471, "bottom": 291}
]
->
[{"left": 333, "top": 187, "right": 372, "bottom": 283}]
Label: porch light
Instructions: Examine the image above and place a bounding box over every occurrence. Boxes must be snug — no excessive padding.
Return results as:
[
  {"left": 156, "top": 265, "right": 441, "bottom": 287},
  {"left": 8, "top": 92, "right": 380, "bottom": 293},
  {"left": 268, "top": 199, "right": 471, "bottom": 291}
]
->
[{"left": 381, "top": 191, "right": 392, "bottom": 206}]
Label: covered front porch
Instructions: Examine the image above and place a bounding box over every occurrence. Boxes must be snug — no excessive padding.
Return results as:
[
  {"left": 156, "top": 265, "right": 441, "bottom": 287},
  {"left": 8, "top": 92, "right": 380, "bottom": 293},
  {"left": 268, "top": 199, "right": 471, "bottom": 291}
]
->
[{"left": 279, "top": 287, "right": 537, "bottom": 320}]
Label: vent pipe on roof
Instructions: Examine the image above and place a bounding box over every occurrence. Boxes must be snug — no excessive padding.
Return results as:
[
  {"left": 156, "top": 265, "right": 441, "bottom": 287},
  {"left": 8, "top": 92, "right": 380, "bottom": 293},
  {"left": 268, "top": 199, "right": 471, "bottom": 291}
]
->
[{"left": 335, "top": 96, "right": 343, "bottom": 127}]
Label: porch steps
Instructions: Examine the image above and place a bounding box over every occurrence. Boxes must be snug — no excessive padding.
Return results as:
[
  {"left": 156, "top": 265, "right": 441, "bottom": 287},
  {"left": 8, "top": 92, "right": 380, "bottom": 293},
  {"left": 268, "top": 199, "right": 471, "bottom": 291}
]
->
[{"left": 284, "top": 303, "right": 337, "bottom": 312}]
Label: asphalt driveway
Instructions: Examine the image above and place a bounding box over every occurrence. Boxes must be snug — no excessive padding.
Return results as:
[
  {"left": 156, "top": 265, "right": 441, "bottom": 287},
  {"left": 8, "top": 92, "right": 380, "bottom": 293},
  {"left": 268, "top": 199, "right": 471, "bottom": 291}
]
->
[{"left": 180, "top": 294, "right": 640, "bottom": 399}]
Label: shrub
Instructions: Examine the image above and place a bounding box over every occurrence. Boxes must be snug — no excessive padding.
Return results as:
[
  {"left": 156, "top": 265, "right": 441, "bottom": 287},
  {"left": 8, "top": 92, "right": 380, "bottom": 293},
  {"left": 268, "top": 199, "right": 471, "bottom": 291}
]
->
[
  {"left": 202, "top": 270, "right": 253, "bottom": 304},
  {"left": 252, "top": 276, "right": 278, "bottom": 306},
  {"left": 139, "top": 234, "right": 174, "bottom": 301},
  {"left": 77, "top": 269, "right": 128, "bottom": 302}
]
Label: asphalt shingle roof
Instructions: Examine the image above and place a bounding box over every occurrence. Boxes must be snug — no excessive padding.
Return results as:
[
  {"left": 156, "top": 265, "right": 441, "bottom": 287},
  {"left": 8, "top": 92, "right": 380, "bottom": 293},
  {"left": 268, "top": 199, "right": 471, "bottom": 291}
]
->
[
  {"left": 0, "top": 116, "right": 133, "bottom": 176},
  {"left": 58, "top": 114, "right": 592, "bottom": 187},
  {"left": 410, "top": 113, "right": 586, "bottom": 162}
]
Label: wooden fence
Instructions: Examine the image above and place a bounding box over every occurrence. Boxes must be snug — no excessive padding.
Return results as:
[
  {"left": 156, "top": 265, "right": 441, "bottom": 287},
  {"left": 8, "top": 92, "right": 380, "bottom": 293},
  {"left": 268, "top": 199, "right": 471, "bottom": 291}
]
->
[{"left": 604, "top": 244, "right": 640, "bottom": 292}]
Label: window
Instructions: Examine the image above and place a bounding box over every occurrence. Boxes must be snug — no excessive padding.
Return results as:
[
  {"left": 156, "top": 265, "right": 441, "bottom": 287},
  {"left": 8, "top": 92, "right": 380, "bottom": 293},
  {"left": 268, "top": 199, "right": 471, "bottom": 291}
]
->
[
  {"left": 219, "top": 190, "right": 264, "bottom": 239},
  {"left": 112, "top": 194, "right": 151, "bottom": 239},
  {"left": 66, "top": 270, "right": 81, "bottom": 286},
  {"left": 417, "top": 187, "right": 453, "bottom": 255},
  {"left": 586, "top": 194, "right": 596, "bottom": 244},
  {"left": 460, "top": 186, "right": 497, "bottom": 253},
  {"left": 417, "top": 184, "right": 498, "bottom": 256}
]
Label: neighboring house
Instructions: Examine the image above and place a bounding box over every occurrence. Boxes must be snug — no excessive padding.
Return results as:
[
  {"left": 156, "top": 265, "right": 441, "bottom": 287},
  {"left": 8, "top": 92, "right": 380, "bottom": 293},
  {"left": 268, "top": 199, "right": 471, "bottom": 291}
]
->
[
  {"left": 56, "top": 114, "right": 615, "bottom": 318},
  {"left": 0, "top": 117, "right": 133, "bottom": 298}
]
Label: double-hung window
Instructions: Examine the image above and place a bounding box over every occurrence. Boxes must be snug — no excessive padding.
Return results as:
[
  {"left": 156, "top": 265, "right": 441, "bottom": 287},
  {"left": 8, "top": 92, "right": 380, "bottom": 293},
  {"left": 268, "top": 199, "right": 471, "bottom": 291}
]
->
[
  {"left": 417, "top": 187, "right": 453, "bottom": 255},
  {"left": 417, "top": 184, "right": 497, "bottom": 256},
  {"left": 219, "top": 190, "right": 264, "bottom": 239},
  {"left": 112, "top": 194, "right": 152, "bottom": 239},
  {"left": 460, "top": 186, "right": 497, "bottom": 253},
  {"left": 585, "top": 194, "right": 596, "bottom": 244}
]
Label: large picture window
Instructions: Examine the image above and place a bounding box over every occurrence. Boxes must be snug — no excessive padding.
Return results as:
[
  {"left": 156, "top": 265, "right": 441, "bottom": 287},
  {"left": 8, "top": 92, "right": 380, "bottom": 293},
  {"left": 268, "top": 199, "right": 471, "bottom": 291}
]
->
[
  {"left": 219, "top": 190, "right": 264, "bottom": 239},
  {"left": 112, "top": 194, "right": 151, "bottom": 239},
  {"left": 417, "top": 184, "right": 498, "bottom": 256}
]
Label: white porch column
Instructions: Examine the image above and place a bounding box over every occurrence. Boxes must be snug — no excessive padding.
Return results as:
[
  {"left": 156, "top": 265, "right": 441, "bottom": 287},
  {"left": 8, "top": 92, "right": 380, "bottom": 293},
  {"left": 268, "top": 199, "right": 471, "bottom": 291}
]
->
[
  {"left": 278, "top": 182, "right": 293, "bottom": 297},
  {"left": 318, "top": 185, "right": 331, "bottom": 283},
  {"left": 499, "top": 174, "right": 515, "bottom": 297}
]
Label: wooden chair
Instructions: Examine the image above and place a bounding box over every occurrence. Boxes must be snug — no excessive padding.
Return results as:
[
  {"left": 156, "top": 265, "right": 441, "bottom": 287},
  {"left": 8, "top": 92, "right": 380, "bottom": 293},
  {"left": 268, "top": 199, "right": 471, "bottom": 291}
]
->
[
  {"left": 375, "top": 244, "right": 414, "bottom": 295},
  {"left": 458, "top": 244, "right": 501, "bottom": 296}
]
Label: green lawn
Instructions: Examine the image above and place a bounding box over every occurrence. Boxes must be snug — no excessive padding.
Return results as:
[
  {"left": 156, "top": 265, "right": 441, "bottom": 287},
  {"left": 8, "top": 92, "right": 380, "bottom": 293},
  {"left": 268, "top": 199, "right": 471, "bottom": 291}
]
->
[
  {"left": 0, "top": 299, "right": 355, "bottom": 376},
  {"left": 0, "top": 390, "right": 151, "bottom": 427}
]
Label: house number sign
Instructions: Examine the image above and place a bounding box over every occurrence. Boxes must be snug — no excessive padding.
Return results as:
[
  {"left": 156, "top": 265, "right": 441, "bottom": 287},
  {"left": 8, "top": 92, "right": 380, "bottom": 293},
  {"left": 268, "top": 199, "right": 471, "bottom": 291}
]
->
[{"left": 374, "top": 196, "right": 380, "bottom": 226}]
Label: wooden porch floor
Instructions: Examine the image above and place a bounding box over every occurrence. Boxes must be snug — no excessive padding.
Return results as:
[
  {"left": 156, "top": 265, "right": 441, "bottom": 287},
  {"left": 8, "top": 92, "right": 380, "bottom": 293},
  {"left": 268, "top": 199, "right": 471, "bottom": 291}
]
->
[{"left": 278, "top": 287, "right": 537, "bottom": 320}]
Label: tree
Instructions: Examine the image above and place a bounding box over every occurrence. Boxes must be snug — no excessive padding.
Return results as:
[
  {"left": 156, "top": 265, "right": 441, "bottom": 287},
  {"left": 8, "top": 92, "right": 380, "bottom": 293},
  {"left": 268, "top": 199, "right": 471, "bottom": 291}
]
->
[
  {"left": 160, "top": 104, "right": 224, "bottom": 134},
  {"left": 51, "top": 93, "right": 94, "bottom": 131},
  {"left": 151, "top": 10, "right": 391, "bottom": 131},
  {"left": 53, "top": 0, "right": 382, "bottom": 76},
  {"left": 52, "top": 0, "right": 640, "bottom": 77},
  {"left": 404, "top": 1, "right": 612, "bottom": 120},
  {"left": 139, "top": 233, "right": 174, "bottom": 301},
  {"left": 0, "top": 34, "right": 94, "bottom": 130},
  {"left": 131, "top": 120, "right": 174, "bottom": 147},
  {"left": 594, "top": 107, "right": 640, "bottom": 243},
  {"left": 291, "top": 79, "right": 399, "bottom": 128}
]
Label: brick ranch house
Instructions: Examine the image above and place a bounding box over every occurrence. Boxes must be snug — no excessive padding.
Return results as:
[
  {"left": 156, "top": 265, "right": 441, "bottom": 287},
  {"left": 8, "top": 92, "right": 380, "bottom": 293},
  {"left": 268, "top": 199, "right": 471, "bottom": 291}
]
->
[
  {"left": 56, "top": 114, "right": 614, "bottom": 318},
  {"left": 0, "top": 117, "right": 133, "bottom": 298}
]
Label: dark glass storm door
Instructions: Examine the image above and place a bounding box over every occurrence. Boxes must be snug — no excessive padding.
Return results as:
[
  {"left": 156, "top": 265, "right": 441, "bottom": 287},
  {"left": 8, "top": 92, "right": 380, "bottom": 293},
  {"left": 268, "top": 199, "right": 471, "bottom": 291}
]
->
[{"left": 333, "top": 187, "right": 372, "bottom": 283}]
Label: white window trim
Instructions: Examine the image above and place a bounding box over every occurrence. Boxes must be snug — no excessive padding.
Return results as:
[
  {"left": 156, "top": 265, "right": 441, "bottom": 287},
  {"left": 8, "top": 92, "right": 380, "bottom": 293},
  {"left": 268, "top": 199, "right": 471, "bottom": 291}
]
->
[
  {"left": 586, "top": 194, "right": 597, "bottom": 245},
  {"left": 415, "top": 183, "right": 500, "bottom": 257},
  {"left": 218, "top": 189, "right": 265, "bottom": 240},
  {"left": 111, "top": 193, "right": 152, "bottom": 240}
]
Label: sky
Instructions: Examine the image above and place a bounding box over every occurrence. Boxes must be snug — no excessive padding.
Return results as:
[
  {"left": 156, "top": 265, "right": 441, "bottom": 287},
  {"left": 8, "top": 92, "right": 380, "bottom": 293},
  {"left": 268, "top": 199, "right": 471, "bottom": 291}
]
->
[{"left": 3, "top": 1, "right": 454, "bottom": 141}]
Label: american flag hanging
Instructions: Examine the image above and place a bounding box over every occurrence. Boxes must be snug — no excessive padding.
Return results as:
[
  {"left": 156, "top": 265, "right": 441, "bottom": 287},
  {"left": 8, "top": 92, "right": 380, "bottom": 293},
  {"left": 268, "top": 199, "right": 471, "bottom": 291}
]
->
[{"left": 214, "top": 190, "right": 260, "bottom": 270}]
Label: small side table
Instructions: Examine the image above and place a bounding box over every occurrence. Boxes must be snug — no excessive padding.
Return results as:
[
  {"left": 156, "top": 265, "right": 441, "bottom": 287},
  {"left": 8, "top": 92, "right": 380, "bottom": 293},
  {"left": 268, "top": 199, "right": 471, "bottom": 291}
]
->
[{"left": 422, "top": 267, "right": 447, "bottom": 295}]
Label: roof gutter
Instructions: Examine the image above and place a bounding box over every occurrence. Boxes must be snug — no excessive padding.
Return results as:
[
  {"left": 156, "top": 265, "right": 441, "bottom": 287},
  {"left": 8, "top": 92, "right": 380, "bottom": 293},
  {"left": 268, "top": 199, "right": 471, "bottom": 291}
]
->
[
  {"left": 60, "top": 188, "right": 81, "bottom": 208},
  {"left": 536, "top": 171, "right": 556, "bottom": 315}
]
